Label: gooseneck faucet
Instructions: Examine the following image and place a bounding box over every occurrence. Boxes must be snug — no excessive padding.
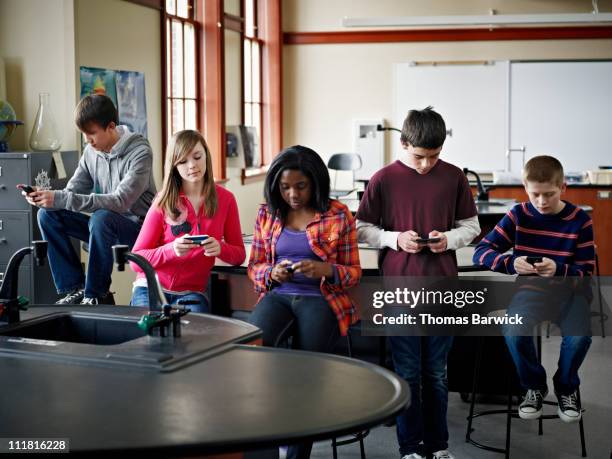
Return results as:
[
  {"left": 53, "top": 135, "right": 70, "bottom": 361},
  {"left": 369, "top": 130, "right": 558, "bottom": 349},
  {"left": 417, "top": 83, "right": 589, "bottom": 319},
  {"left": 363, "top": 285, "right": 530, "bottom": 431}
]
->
[
  {"left": 112, "top": 245, "right": 167, "bottom": 312},
  {"left": 112, "top": 245, "right": 189, "bottom": 337},
  {"left": 463, "top": 168, "right": 491, "bottom": 202},
  {"left": 0, "top": 241, "right": 47, "bottom": 324}
]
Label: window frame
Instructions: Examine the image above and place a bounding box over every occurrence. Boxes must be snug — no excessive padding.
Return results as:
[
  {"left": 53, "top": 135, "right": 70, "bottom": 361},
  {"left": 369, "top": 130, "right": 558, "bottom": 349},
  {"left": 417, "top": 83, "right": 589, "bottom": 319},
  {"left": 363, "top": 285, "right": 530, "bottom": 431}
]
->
[
  {"left": 160, "top": 0, "right": 281, "bottom": 182},
  {"left": 162, "top": 0, "right": 200, "bottom": 157}
]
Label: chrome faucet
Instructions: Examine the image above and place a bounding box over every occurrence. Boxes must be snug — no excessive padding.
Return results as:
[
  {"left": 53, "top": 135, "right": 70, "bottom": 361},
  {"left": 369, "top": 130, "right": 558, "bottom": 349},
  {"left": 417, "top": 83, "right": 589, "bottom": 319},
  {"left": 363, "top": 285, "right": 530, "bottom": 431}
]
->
[{"left": 0, "top": 241, "right": 47, "bottom": 324}]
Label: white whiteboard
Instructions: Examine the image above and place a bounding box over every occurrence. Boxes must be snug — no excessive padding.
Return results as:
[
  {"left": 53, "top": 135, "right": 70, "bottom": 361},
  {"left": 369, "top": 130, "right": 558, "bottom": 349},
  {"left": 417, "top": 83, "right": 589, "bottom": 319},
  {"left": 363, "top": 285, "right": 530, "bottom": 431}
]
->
[
  {"left": 394, "top": 61, "right": 508, "bottom": 171},
  {"left": 510, "top": 61, "right": 612, "bottom": 172},
  {"left": 394, "top": 60, "right": 612, "bottom": 173}
]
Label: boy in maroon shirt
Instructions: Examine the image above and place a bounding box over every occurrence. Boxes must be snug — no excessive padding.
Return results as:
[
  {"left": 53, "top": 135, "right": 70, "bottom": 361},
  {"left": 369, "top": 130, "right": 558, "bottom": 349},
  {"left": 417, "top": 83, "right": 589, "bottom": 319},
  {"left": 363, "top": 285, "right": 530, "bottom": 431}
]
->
[{"left": 356, "top": 107, "right": 479, "bottom": 459}]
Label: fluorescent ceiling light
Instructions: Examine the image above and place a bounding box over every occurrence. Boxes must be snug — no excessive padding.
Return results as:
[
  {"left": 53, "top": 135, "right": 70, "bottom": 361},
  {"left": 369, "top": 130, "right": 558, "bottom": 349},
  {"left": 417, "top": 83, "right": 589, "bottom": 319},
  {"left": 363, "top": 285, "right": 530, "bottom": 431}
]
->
[{"left": 342, "top": 13, "right": 612, "bottom": 28}]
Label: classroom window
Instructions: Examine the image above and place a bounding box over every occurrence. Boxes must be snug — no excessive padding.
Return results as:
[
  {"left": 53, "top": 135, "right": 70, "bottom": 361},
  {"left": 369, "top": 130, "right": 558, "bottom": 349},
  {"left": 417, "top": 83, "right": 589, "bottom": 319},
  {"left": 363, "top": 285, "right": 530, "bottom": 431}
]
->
[
  {"left": 243, "top": 0, "right": 262, "bottom": 159},
  {"left": 165, "top": 0, "right": 199, "bottom": 141}
]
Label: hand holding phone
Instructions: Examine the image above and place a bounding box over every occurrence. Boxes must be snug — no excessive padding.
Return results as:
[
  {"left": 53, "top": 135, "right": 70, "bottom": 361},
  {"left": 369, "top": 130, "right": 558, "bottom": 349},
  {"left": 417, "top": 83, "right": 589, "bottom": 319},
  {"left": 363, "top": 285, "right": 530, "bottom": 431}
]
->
[
  {"left": 415, "top": 237, "right": 442, "bottom": 244},
  {"left": 526, "top": 256, "right": 543, "bottom": 265},
  {"left": 17, "top": 184, "right": 35, "bottom": 194},
  {"left": 183, "top": 235, "right": 210, "bottom": 245}
]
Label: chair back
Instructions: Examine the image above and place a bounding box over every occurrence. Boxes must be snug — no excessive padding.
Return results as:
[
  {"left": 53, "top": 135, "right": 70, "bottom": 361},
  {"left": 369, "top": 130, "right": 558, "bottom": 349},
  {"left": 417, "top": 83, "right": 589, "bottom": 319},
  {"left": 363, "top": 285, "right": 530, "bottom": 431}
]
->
[
  {"left": 328, "top": 153, "right": 362, "bottom": 171},
  {"left": 327, "top": 154, "right": 362, "bottom": 198}
]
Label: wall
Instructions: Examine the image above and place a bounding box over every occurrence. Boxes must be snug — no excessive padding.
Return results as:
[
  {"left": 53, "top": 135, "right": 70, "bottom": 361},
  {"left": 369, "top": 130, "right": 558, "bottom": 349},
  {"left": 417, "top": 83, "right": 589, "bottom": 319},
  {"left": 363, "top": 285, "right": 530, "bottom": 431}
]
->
[
  {"left": 74, "top": 0, "right": 162, "bottom": 185},
  {"left": 74, "top": 0, "right": 162, "bottom": 304},
  {"left": 282, "top": 0, "right": 612, "bottom": 165},
  {"left": 0, "top": 0, "right": 78, "bottom": 151}
]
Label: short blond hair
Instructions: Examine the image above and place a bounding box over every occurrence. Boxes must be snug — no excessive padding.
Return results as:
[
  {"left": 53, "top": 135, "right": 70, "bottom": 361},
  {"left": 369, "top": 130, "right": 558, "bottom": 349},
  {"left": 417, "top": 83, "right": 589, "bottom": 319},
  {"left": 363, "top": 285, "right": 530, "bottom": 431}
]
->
[{"left": 523, "top": 155, "right": 564, "bottom": 187}]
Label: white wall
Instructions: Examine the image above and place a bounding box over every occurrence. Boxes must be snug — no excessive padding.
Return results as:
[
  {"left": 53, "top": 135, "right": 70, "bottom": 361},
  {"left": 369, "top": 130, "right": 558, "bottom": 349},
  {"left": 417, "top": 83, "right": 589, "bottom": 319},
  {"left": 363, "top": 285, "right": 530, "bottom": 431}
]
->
[
  {"left": 282, "top": 0, "right": 612, "bottom": 165},
  {"left": 74, "top": 0, "right": 162, "bottom": 304},
  {"left": 0, "top": 0, "right": 78, "bottom": 151},
  {"left": 75, "top": 0, "right": 162, "bottom": 186}
]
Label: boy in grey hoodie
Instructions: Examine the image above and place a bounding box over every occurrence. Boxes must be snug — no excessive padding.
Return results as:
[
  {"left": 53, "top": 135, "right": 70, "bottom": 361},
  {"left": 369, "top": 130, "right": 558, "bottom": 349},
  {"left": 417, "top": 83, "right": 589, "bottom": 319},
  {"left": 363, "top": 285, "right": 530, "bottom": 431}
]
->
[{"left": 23, "top": 95, "right": 156, "bottom": 304}]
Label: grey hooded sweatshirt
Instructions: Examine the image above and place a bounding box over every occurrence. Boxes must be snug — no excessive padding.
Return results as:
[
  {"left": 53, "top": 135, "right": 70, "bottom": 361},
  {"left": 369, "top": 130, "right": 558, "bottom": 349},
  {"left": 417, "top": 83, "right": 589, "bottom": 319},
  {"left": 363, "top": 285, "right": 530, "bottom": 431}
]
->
[{"left": 53, "top": 126, "right": 156, "bottom": 220}]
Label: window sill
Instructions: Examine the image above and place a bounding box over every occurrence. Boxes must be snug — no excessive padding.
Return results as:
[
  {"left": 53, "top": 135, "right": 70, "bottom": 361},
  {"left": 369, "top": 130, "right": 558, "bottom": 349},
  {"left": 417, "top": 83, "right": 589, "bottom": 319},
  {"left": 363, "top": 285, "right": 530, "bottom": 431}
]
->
[{"left": 241, "top": 165, "right": 270, "bottom": 185}]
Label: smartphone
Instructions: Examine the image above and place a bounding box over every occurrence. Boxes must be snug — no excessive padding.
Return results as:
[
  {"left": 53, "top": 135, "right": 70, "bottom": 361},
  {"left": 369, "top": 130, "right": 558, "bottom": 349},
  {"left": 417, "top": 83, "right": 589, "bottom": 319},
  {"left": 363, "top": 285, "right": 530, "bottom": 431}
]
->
[
  {"left": 183, "top": 235, "right": 209, "bottom": 244},
  {"left": 285, "top": 265, "right": 295, "bottom": 273},
  {"left": 415, "top": 237, "right": 441, "bottom": 244},
  {"left": 17, "top": 184, "right": 35, "bottom": 194},
  {"left": 526, "top": 256, "right": 543, "bottom": 265}
]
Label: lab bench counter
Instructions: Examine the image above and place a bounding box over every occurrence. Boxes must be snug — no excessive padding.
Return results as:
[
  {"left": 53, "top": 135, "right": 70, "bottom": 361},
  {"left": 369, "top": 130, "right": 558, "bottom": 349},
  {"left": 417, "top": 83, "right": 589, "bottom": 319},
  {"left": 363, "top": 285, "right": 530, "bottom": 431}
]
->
[{"left": 0, "top": 305, "right": 410, "bottom": 456}]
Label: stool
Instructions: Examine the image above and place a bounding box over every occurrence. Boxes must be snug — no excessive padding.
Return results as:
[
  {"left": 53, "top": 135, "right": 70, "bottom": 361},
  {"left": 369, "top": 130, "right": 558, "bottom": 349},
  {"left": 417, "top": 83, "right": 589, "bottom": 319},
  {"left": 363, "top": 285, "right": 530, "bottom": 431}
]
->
[
  {"left": 331, "top": 326, "right": 368, "bottom": 459},
  {"left": 465, "top": 335, "right": 587, "bottom": 458}
]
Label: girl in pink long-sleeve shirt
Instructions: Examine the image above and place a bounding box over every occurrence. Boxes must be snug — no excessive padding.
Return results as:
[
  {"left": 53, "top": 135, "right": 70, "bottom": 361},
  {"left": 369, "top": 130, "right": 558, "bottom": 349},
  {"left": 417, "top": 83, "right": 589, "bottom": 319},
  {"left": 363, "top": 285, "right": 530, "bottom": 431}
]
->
[{"left": 130, "top": 130, "right": 245, "bottom": 312}]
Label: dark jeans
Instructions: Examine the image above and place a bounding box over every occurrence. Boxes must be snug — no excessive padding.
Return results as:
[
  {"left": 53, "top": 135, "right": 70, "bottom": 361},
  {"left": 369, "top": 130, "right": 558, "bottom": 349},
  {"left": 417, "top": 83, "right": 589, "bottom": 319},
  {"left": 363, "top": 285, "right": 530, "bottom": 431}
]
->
[
  {"left": 38, "top": 208, "right": 141, "bottom": 299},
  {"left": 390, "top": 336, "right": 454, "bottom": 457},
  {"left": 131, "top": 286, "right": 210, "bottom": 313},
  {"left": 504, "top": 289, "right": 592, "bottom": 395},
  {"left": 249, "top": 291, "right": 340, "bottom": 459}
]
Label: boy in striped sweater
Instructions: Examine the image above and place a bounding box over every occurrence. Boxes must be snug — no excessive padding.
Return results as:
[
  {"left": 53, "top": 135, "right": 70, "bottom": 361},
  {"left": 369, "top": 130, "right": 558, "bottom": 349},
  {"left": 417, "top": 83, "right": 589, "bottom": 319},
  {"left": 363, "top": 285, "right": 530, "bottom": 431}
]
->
[{"left": 473, "top": 155, "right": 595, "bottom": 423}]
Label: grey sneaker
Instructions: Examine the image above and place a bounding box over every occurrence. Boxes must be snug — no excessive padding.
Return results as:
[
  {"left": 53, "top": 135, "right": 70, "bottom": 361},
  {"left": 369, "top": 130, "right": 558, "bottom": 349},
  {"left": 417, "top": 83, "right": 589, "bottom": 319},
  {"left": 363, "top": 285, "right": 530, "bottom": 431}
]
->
[
  {"left": 80, "top": 292, "right": 115, "bottom": 306},
  {"left": 433, "top": 450, "right": 455, "bottom": 459},
  {"left": 519, "top": 388, "right": 548, "bottom": 419},
  {"left": 557, "top": 390, "right": 582, "bottom": 423},
  {"left": 401, "top": 454, "right": 425, "bottom": 459},
  {"left": 56, "top": 289, "right": 84, "bottom": 304}
]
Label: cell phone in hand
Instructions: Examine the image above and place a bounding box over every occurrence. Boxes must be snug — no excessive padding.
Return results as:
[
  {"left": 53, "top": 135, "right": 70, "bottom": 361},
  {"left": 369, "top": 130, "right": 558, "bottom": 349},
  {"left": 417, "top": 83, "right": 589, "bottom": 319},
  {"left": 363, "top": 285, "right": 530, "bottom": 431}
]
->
[
  {"left": 526, "top": 256, "right": 543, "bottom": 265},
  {"left": 285, "top": 265, "right": 295, "bottom": 273},
  {"left": 17, "top": 184, "right": 35, "bottom": 194},
  {"left": 415, "top": 237, "right": 441, "bottom": 244},
  {"left": 183, "top": 235, "right": 209, "bottom": 245}
]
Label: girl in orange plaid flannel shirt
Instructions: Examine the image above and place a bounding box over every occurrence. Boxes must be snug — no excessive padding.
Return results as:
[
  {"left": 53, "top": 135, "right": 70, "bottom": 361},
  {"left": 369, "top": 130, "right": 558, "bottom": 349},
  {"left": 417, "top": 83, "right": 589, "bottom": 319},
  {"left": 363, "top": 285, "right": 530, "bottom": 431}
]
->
[{"left": 247, "top": 145, "right": 361, "bottom": 458}]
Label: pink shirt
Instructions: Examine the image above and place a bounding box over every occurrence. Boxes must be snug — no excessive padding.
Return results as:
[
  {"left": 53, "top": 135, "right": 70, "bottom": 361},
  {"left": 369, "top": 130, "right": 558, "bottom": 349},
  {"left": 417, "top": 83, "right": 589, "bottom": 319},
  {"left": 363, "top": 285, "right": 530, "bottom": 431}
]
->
[{"left": 131, "top": 184, "right": 245, "bottom": 293}]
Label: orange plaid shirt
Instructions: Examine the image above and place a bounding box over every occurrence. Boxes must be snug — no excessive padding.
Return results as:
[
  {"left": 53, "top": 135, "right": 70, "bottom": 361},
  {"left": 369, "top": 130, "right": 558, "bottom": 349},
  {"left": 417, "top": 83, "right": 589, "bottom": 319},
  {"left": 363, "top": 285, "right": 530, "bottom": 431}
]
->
[{"left": 248, "top": 200, "right": 361, "bottom": 335}]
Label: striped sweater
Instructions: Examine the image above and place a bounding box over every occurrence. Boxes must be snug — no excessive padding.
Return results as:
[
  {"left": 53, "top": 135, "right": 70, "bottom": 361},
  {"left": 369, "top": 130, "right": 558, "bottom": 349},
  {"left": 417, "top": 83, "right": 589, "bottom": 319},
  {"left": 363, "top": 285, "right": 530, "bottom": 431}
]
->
[{"left": 473, "top": 201, "right": 595, "bottom": 277}]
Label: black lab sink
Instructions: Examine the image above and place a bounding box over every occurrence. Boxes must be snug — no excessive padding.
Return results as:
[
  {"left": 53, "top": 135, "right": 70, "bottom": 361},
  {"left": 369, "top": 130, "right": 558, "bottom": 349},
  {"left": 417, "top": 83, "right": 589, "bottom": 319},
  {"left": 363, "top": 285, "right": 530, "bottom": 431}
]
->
[{"left": 0, "top": 312, "right": 146, "bottom": 345}]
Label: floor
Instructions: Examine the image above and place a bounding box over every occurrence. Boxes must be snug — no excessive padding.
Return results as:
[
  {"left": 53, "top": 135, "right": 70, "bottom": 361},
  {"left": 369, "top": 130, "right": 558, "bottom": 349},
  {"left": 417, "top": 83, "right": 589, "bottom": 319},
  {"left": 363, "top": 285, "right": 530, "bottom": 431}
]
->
[{"left": 307, "top": 335, "right": 612, "bottom": 459}]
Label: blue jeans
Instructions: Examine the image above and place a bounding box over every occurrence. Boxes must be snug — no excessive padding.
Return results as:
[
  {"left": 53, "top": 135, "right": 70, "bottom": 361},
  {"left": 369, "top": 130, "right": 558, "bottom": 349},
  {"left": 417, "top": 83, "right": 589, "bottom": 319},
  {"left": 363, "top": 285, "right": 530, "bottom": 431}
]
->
[
  {"left": 131, "top": 286, "right": 210, "bottom": 313},
  {"left": 249, "top": 291, "right": 340, "bottom": 459},
  {"left": 248, "top": 291, "right": 340, "bottom": 352},
  {"left": 38, "top": 209, "right": 142, "bottom": 299},
  {"left": 390, "top": 336, "right": 454, "bottom": 457},
  {"left": 504, "top": 290, "right": 592, "bottom": 395}
]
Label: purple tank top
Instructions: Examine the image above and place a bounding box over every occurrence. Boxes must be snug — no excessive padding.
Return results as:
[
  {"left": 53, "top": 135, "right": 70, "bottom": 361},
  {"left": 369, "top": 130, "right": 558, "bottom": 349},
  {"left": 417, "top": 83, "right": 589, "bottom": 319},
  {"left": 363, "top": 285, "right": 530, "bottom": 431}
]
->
[{"left": 274, "top": 227, "right": 322, "bottom": 296}]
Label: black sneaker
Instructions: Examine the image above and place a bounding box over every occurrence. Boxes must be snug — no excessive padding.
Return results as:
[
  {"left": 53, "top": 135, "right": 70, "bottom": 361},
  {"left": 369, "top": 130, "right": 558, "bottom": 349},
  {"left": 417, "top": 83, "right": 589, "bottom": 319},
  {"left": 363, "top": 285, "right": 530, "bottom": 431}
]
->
[
  {"left": 519, "top": 388, "right": 548, "bottom": 419},
  {"left": 556, "top": 390, "right": 582, "bottom": 423},
  {"left": 56, "top": 289, "right": 85, "bottom": 304},
  {"left": 80, "top": 292, "right": 115, "bottom": 306}
]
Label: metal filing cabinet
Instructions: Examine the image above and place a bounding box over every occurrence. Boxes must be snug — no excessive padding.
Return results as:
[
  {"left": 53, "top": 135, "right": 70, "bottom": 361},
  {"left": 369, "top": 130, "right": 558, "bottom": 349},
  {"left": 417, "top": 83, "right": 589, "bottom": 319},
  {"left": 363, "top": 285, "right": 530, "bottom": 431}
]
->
[{"left": 0, "top": 151, "right": 78, "bottom": 304}]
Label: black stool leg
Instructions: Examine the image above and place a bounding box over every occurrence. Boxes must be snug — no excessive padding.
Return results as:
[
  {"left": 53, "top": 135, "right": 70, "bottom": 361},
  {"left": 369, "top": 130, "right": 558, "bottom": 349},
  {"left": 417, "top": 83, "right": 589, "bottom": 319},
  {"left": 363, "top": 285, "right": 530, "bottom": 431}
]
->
[
  {"left": 578, "top": 389, "right": 587, "bottom": 457},
  {"left": 332, "top": 331, "right": 367, "bottom": 459},
  {"left": 359, "top": 434, "right": 366, "bottom": 459},
  {"left": 505, "top": 375, "right": 512, "bottom": 459},
  {"left": 537, "top": 335, "right": 544, "bottom": 436},
  {"left": 465, "top": 337, "right": 483, "bottom": 443}
]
